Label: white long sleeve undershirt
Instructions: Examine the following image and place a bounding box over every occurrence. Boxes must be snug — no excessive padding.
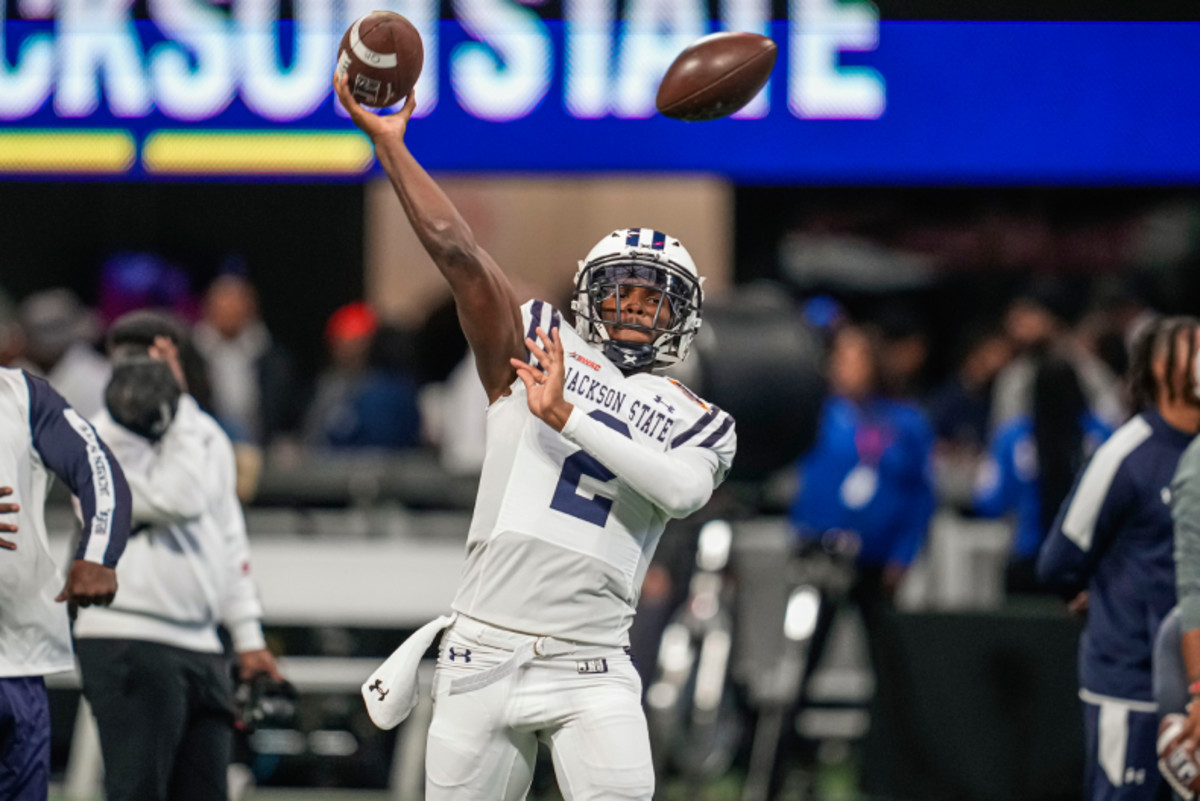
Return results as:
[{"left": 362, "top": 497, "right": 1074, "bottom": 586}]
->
[{"left": 559, "top": 406, "right": 718, "bottom": 519}]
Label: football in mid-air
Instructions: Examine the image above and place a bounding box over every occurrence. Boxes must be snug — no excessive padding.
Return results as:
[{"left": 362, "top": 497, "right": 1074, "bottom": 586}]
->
[
  {"left": 1158, "top": 714, "right": 1200, "bottom": 799},
  {"left": 656, "top": 32, "right": 777, "bottom": 122},
  {"left": 336, "top": 11, "right": 424, "bottom": 108}
]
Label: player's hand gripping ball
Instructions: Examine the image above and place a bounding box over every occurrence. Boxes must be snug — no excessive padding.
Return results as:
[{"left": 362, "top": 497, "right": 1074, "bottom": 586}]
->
[
  {"left": 656, "top": 31, "right": 778, "bottom": 122},
  {"left": 1158, "top": 713, "right": 1200, "bottom": 800},
  {"left": 336, "top": 11, "right": 424, "bottom": 108}
]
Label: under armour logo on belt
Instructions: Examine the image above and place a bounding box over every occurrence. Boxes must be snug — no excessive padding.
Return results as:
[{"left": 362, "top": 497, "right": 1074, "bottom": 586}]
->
[
  {"left": 368, "top": 679, "right": 389, "bottom": 701},
  {"left": 449, "top": 648, "right": 471, "bottom": 663}
]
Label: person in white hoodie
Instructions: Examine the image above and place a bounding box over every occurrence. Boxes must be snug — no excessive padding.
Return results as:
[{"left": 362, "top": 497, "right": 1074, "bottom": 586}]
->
[{"left": 73, "top": 311, "right": 281, "bottom": 801}]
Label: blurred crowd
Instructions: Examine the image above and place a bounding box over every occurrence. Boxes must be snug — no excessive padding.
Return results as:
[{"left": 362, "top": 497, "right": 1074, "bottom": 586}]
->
[
  {"left": 789, "top": 279, "right": 1153, "bottom": 599},
  {"left": 0, "top": 256, "right": 445, "bottom": 469},
  {"left": 0, "top": 247, "right": 1167, "bottom": 586}
]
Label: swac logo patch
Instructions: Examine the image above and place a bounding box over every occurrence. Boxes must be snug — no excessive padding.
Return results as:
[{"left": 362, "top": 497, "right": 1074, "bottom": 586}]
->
[
  {"left": 667, "top": 378, "right": 708, "bottom": 409},
  {"left": 569, "top": 351, "right": 602, "bottom": 372}
]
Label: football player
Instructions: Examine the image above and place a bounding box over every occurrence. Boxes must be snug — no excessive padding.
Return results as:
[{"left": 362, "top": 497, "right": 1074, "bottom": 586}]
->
[
  {"left": 1, "top": 367, "right": 132, "bottom": 801},
  {"left": 1039, "top": 316, "right": 1200, "bottom": 801},
  {"left": 336, "top": 80, "right": 736, "bottom": 800}
]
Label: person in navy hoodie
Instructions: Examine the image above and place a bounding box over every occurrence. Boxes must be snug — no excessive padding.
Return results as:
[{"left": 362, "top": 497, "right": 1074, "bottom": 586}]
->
[{"left": 1039, "top": 316, "right": 1200, "bottom": 801}]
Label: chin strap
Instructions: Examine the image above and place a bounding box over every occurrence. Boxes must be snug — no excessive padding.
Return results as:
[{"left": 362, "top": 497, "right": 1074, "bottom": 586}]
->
[{"left": 604, "top": 340, "right": 656, "bottom": 372}]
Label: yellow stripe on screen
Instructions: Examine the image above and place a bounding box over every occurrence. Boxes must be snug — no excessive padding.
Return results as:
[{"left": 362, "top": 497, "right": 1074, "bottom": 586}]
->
[
  {"left": 0, "top": 130, "right": 136, "bottom": 173},
  {"left": 142, "top": 131, "right": 375, "bottom": 175}
]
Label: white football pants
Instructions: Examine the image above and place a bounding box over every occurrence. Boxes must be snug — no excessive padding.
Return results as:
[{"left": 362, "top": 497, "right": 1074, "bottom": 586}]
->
[{"left": 425, "top": 615, "right": 654, "bottom": 801}]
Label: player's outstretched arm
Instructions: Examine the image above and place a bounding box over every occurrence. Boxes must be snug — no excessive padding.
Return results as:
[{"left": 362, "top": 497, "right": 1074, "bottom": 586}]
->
[{"left": 334, "top": 76, "right": 523, "bottom": 402}]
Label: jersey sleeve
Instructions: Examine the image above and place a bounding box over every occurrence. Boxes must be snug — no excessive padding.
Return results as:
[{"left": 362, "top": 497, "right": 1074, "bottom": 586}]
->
[
  {"left": 665, "top": 384, "right": 737, "bottom": 487},
  {"left": 24, "top": 372, "right": 132, "bottom": 568},
  {"left": 209, "top": 428, "right": 266, "bottom": 652},
  {"left": 1037, "top": 419, "right": 1150, "bottom": 593},
  {"left": 519, "top": 299, "right": 564, "bottom": 365}
]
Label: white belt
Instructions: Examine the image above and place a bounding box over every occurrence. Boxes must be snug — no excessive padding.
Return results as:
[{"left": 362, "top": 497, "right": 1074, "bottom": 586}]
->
[{"left": 446, "top": 617, "right": 608, "bottom": 696}]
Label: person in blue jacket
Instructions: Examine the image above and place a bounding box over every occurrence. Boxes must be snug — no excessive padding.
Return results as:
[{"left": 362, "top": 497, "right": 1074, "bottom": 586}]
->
[
  {"left": 791, "top": 323, "right": 936, "bottom": 592},
  {"left": 776, "top": 323, "right": 935, "bottom": 798},
  {"left": 974, "top": 357, "right": 1113, "bottom": 593},
  {"left": 1039, "top": 316, "right": 1200, "bottom": 801}
]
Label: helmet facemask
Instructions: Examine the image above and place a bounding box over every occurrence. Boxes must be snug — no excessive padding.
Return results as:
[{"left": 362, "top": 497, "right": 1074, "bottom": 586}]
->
[{"left": 573, "top": 252, "right": 703, "bottom": 372}]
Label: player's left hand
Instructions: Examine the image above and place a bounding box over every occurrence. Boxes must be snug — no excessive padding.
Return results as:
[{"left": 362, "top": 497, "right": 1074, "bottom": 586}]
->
[
  {"left": 511, "top": 326, "right": 574, "bottom": 432},
  {"left": 1, "top": 486, "right": 18, "bottom": 551},
  {"left": 56, "top": 559, "right": 118, "bottom": 618},
  {"left": 333, "top": 72, "right": 417, "bottom": 145},
  {"left": 239, "top": 648, "right": 284, "bottom": 682}
]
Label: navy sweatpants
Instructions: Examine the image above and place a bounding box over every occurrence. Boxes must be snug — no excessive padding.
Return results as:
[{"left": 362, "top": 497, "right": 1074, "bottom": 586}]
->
[
  {"left": 0, "top": 676, "right": 50, "bottom": 801},
  {"left": 1083, "top": 695, "right": 1169, "bottom": 801}
]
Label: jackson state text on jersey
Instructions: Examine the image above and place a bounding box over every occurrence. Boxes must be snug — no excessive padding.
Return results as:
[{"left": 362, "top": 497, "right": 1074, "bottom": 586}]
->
[{"left": 451, "top": 300, "right": 736, "bottom": 647}]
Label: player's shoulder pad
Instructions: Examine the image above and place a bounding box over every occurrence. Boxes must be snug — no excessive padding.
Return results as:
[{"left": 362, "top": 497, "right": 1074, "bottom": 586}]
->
[
  {"left": 520, "top": 298, "right": 565, "bottom": 336},
  {"left": 665, "top": 379, "right": 735, "bottom": 453},
  {"left": 520, "top": 299, "right": 568, "bottom": 364}
]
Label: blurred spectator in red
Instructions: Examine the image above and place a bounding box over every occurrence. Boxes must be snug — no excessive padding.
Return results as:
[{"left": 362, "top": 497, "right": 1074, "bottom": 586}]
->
[
  {"left": 16, "top": 289, "right": 109, "bottom": 419},
  {"left": 303, "top": 303, "right": 421, "bottom": 450},
  {"left": 97, "top": 253, "right": 199, "bottom": 325},
  {"left": 991, "top": 285, "right": 1125, "bottom": 433},
  {"left": 193, "top": 274, "right": 301, "bottom": 445}
]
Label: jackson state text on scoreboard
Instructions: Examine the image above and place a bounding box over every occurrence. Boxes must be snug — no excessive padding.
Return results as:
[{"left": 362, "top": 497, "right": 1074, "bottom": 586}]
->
[{"left": 1, "top": 0, "right": 1198, "bottom": 182}]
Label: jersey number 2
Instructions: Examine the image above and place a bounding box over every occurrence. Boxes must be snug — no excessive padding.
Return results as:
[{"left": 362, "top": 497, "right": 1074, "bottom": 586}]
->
[{"left": 550, "top": 411, "right": 631, "bottom": 527}]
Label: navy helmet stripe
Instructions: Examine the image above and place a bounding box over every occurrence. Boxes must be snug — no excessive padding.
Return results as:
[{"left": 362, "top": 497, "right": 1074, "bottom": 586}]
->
[
  {"left": 651, "top": 230, "right": 666, "bottom": 250},
  {"left": 626, "top": 229, "right": 640, "bottom": 247}
]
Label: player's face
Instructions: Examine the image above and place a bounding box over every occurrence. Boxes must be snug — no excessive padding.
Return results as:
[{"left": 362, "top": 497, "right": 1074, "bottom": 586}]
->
[{"left": 599, "top": 284, "right": 673, "bottom": 344}]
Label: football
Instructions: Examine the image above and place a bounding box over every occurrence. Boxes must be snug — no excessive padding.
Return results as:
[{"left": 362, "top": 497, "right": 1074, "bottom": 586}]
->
[
  {"left": 335, "top": 11, "right": 424, "bottom": 108},
  {"left": 1158, "top": 713, "right": 1200, "bottom": 800},
  {"left": 655, "top": 32, "right": 777, "bottom": 122}
]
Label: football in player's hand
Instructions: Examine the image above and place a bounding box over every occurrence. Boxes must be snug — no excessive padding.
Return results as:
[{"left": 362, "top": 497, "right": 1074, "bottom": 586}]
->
[
  {"left": 655, "top": 32, "right": 777, "bottom": 122},
  {"left": 336, "top": 11, "right": 423, "bottom": 108},
  {"left": 1158, "top": 713, "right": 1200, "bottom": 800}
]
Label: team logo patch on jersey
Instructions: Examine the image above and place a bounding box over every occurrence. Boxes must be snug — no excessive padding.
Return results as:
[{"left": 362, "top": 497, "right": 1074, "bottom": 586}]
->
[
  {"left": 667, "top": 378, "right": 708, "bottom": 409},
  {"left": 577, "top": 658, "right": 609, "bottom": 674},
  {"left": 568, "top": 351, "right": 602, "bottom": 371}
]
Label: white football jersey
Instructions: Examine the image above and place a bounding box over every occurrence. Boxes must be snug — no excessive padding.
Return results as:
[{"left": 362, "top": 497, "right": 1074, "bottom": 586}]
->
[{"left": 452, "top": 300, "right": 736, "bottom": 646}]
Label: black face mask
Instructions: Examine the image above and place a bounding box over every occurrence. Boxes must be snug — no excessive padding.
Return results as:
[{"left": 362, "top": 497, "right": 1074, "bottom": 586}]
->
[{"left": 603, "top": 340, "right": 657, "bottom": 373}]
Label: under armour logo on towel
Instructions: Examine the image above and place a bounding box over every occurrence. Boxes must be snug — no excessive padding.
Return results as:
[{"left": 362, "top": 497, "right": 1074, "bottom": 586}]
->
[
  {"left": 449, "top": 648, "right": 471, "bottom": 663},
  {"left": 369, "top": 679, "right": 389, "bottom": 701}
]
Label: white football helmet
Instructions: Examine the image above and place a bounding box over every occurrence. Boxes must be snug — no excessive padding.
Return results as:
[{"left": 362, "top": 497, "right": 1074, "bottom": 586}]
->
[{"left": 572, "top": 228, "right": 704, "bottom": 371}]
